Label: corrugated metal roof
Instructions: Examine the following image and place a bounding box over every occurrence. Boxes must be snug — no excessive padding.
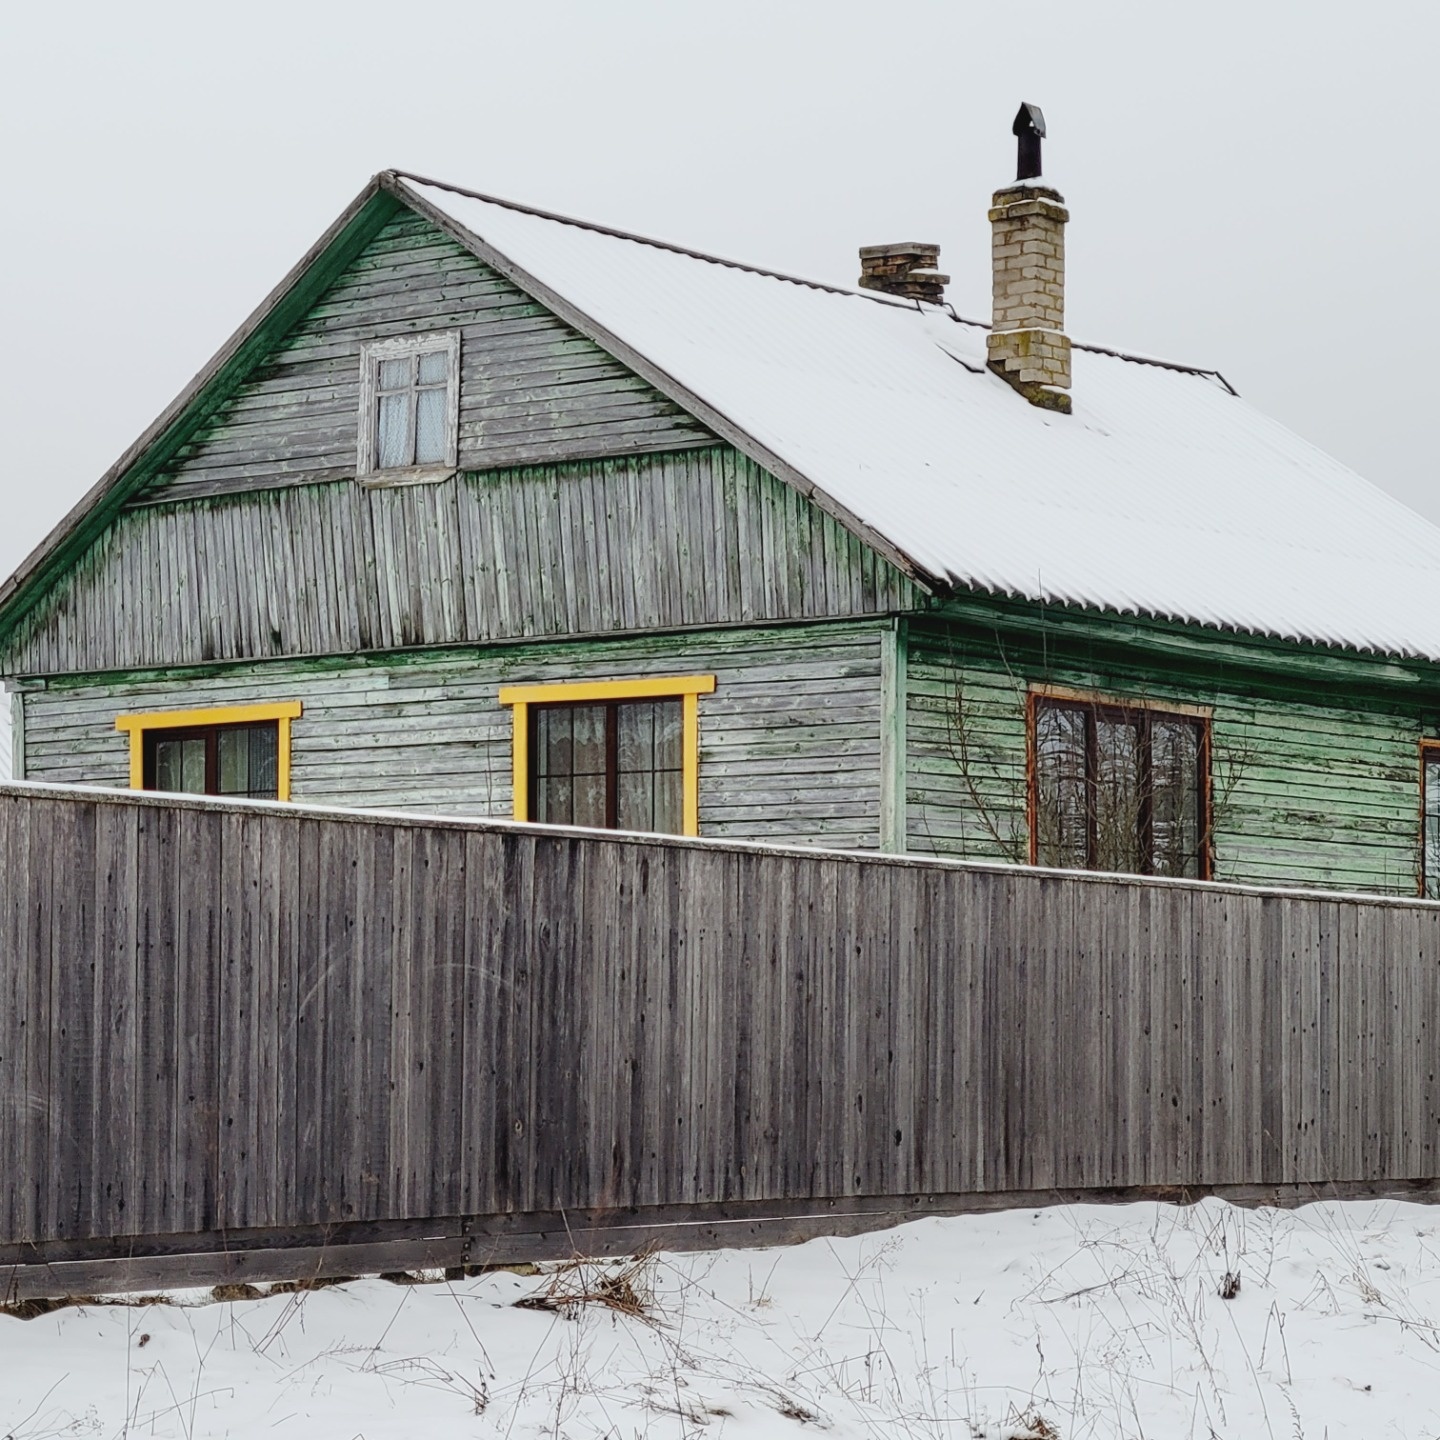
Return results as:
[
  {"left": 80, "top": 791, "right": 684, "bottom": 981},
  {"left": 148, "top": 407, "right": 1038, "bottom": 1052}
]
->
[{"left": 403, "top": 174, "right": 1440, "bottom": 662}]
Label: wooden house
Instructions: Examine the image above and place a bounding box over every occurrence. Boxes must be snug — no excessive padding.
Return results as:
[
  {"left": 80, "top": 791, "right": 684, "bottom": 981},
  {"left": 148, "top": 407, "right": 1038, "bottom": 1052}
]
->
[{"left": 5, "top": 159, "right": 1440, "bottom": 896}]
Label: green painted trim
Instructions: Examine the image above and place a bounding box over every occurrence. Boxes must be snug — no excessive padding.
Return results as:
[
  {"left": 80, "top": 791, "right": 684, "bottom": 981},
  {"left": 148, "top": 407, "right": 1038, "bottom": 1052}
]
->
[
  {"left": 933, "top": 592, "right": 1440, "bottom": 703},
  {"left": 0, "top": 187, "right": 405, "bottom": 655},
  {"left": 36, "top": 616, "right": 898, "bottom": 692}
]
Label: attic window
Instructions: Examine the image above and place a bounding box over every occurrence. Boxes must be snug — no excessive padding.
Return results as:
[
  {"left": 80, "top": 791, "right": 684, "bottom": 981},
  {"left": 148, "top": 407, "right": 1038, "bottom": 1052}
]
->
[{"left": 358, "top": 332, "right": 460, "bottom": 480}]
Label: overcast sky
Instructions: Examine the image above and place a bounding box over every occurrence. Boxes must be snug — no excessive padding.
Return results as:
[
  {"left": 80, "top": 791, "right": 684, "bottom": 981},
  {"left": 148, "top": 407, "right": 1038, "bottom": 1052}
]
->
[{"left": 1, "top": 0, "right": 1436, "bottom": 589}]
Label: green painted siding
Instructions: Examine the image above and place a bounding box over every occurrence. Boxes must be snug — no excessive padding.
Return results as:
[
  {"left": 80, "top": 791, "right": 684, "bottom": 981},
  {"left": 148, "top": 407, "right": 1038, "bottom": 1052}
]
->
[
  {"left": 906, "top": 611, "right": 1439, "bottom": 895},
  {"left": 20, "top": 622, "right": 889, "bottom": 851}
]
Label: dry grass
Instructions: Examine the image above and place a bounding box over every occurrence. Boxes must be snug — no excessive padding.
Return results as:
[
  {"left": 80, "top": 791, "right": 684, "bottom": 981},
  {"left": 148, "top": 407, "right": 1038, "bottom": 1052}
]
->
[
  {"left": 2, "top": 1292, "right": 175, "bottom": 1322},
  {"left": 513, "top": 1247, "right": 660, "bottom": 1321},
  {"left": 995, "top": 1406, "right": 1062, "bottom": 1440}
]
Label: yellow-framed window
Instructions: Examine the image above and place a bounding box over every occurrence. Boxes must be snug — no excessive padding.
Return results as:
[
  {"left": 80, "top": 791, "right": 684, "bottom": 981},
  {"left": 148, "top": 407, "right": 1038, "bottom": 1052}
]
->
[
  {"left": 115, "top": 702, "right": 303, "bottom": 801},
  {"left": 497, "top": 676, "right": 715, "bottom": 837}
]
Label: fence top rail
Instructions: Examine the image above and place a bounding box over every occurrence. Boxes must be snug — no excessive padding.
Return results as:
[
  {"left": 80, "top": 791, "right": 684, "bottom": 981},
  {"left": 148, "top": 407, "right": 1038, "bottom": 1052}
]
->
[{"left": 2, "top": 778, "right": 1437, "bottom": 915}]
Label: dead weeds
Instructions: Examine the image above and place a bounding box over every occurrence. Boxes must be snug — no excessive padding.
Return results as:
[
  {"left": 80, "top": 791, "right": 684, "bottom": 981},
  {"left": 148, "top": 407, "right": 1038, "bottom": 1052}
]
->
[
  {"left": 513, "top": 1247, "right": 659, "bottom": 1321},
  {"left": 2, "top": 1291, "right": 174, "bottom": 1322}
]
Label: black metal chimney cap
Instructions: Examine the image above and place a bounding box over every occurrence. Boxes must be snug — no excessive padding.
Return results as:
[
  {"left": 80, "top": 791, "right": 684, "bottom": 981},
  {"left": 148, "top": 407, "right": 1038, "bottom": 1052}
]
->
[
  {"left": 1012, "top": 102, "right": 1046, "bottom": 139},
  {"left": 1012, "top": 103, "right": 1047, "bottom": 180}
]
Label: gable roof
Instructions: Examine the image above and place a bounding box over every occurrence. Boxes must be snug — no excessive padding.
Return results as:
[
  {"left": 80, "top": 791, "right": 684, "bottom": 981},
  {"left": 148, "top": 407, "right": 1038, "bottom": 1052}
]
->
[{"left": 5, "top": 170, "right": 1440, "bottom": 665}]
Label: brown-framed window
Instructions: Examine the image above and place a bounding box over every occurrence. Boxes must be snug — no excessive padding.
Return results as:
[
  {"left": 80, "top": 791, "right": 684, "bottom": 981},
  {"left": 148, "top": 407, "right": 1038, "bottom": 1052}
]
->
[
  {"left": 1030, "top": 694, "right": 1210, "bottom": 879},
  {"left": 142, "top": 721, "right": 281, "bottom": 800},
  {"left": 530, "top": 698, "right": 684, "bottom": 834},
  {"left": 1422, "top": 743, "right": 1440, "bottom": 899}
]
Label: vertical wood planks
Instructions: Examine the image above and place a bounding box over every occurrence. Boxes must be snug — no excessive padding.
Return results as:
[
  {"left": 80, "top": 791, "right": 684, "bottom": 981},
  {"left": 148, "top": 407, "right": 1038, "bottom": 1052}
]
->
[
  {"left": 7, "top": 786, "right": 1440, "bottom": 1265},
  {"left": 6, "top": 446, "right": 923, "bottom": 678}
]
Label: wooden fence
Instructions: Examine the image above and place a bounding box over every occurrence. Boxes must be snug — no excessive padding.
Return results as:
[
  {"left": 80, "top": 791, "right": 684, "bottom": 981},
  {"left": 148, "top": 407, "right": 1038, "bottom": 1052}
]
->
[{"left": 3, "top": 782, "right": 1440, "bottom": 1299}]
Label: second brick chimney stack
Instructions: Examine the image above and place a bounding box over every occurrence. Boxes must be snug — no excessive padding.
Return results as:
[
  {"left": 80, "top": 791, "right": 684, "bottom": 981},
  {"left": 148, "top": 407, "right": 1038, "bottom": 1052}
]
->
[
  {"left": 987, "top": 104, "right": 1072, "bottom": 414},
  {"left": 858, "top": 243, "right": 949, "bottom": 304}
]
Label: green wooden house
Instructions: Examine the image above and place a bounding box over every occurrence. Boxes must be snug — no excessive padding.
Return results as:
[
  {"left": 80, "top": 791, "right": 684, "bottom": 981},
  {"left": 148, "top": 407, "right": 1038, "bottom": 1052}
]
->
[{"left": 5, "top": 164, "right": 1440, "bottom": 897}]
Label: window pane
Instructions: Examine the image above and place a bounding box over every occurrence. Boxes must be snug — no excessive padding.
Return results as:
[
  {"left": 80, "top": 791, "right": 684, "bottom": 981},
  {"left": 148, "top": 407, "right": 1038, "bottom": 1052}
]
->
[
  {"left": 616, "top": 700, "right": 656, "bottom": 775},
  {"left": 217, "top": 724, "right": 279, "bottom": 800},
  {"left": 378, "top": 357, "right": 410, "bottom": 391},
  {"left": 652, "top": 700, "right": 683, "bottom": 773},
  {"left": 1034, "top": 705, "right": 1088, "bottom": 869},
  {"left": 618, "top": 764, "right": 684, "bottom": 835},
  {"left": 617, "top": 768, "right": 654, "bottom": 831},
  {"left": 155, "top": 735, "right": 206, "bottom": 795},
  {"left": 573, "top": 770, "right": 608, "bottom": 829},
  {"left": 570, "top": 705, "right": 607, "bottom": 777},
  {"left": 1094, "top": 714, "right": 1143, "bottom": 874},
  {"left": 1426, "top": 756, "right": 1440, "bottom": 899},
  {"left": 652, "top": 769, "right": 684, "bottom": 835},
  {"left": 377, "top": 391, "right": 411, "bottom": 468},
  {"left": 1151, "top": 719, "right": 1203, "bottom": 878},
  {"left": 417, "top": 349, "right": 449, "bottom": 384},
  {"left": 533, "top": 704, "right": 608, "bottom": 829},
  {"left": 218, "top": 727, "right": 250, "bottom": 796},
  {"left": 538, "top": 776, "right": 571, "bottom": 825},
  {"left": 535, "top": 706, "right": 571, "bottom": 781},
  {"left": 249, "top": 725, "right": 279, "bottom": 798},
  {"left": 414, "top": 386, "right": 447, "bottom": 464}
]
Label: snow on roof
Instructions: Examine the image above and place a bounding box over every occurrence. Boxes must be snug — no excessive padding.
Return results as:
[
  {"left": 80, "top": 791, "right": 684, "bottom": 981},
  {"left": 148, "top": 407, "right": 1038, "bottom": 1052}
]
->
[{"left": 402, "top": 174, "right": 1440, "bottom": 662}]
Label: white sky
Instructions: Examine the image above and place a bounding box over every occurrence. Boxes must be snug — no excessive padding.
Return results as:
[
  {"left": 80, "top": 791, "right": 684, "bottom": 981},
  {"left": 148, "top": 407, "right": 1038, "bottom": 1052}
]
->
[{"left": 0, "top": 0, "right": 1436, "bottom": 593}]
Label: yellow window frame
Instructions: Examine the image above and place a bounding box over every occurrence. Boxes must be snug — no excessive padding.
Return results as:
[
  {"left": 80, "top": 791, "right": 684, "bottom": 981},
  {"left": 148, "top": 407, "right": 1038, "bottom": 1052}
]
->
[
  {"left": 115, "top": 701, "right": 304, "bottom": 800},
  {"left": 497, "top": 675, "right": 716, "bottom": 837}
]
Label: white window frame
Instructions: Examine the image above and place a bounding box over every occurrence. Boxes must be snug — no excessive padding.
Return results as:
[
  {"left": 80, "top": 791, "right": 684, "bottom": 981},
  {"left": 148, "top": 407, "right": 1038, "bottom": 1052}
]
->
[{"left": 357, "top": 331, "right": 461, "bottom": 484}]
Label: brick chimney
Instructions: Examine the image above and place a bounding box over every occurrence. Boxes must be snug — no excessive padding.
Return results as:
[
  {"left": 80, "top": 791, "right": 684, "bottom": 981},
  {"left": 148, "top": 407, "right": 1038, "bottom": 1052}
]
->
[
  {"left": 858, "top": 243, "right": 949, "bottom": 304},
  {"left": 987, "top": 103, "right": 1072, "bottom": 414}
]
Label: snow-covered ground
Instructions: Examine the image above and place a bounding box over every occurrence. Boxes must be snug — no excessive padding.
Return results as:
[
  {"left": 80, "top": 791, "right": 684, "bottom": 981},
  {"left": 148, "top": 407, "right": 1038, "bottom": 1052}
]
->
[{"left": 5, "top": 1197, "right": 1440, "bottom": 1439}]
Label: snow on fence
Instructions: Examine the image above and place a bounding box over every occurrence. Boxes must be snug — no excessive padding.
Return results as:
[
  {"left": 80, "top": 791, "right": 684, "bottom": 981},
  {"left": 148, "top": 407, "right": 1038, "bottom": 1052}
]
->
[{"left": 2, "top": 782, "right": 1439, "bottom": 1300}]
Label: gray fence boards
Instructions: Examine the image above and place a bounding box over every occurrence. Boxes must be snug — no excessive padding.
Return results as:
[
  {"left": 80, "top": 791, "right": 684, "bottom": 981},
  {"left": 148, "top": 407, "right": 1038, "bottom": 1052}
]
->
[{"left": 3, "top": 783, "right": 1440, "bottom": 1296}]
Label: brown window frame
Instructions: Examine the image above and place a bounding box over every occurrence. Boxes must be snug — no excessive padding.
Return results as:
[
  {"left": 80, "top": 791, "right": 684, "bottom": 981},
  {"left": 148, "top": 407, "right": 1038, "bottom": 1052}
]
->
[
  {"left": 527, "top": 697, "right": 685, "bottom": 834},
  {"left": 1419, "top": 741, "right": 1440, "bottom": 898},
  {"left": 140, "top": 720, "right": 281, "bottom": 800},
  {"left": 1026, "top": 688, "right": 1214, "bottom": 880}
]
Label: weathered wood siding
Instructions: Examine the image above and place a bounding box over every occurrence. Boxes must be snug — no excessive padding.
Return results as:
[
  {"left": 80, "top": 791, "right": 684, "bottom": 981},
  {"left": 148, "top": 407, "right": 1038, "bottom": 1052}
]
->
[
  {"left": 19, "top": 622, "right": 888, "bottom": 849},
  {"left": 4, "top": 784, "right": 1440, "bottom": 1289},
  {"left": 906, "top": 616, "right": 1435, "bottom": 894},
  {"left": 2, "top": 448, "right": 921, "bottom": 678},
  {"left": 144, "top": 210, "right": 712, "bottom": 504}
]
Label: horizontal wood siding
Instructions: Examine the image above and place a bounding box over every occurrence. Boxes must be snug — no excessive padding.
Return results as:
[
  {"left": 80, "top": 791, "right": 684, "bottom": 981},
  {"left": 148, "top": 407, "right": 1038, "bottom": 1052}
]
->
[
  {"left": 19, "top": 623, "right": 887, "bottom": 850},
  {"left": 5, "top": 784, "right": 1440, "bottom": 1270},
  {"left": 142, "top": 211, "right": 712, "bottom": 503},
  {"left": 906, "top": 617, "right": 1433, "bottom": 894},
  {"left": 2, "top": 449, "right": 921, "bottom": 677}
]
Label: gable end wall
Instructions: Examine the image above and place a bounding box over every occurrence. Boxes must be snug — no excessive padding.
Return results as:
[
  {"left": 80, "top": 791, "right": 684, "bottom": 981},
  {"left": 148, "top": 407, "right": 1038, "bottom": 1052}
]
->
[{"left": 144, "top": 210, "right": 714, "bottom": 503}]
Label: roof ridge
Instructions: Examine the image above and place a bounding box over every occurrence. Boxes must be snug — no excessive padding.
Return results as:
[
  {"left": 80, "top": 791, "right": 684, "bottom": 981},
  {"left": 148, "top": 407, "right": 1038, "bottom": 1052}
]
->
[
  {"left": 394, "top": 171, "right": 1237, "bottom": 393},
  {"left": 390, "top": 170, "right": 893, "bottom": 302}
]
